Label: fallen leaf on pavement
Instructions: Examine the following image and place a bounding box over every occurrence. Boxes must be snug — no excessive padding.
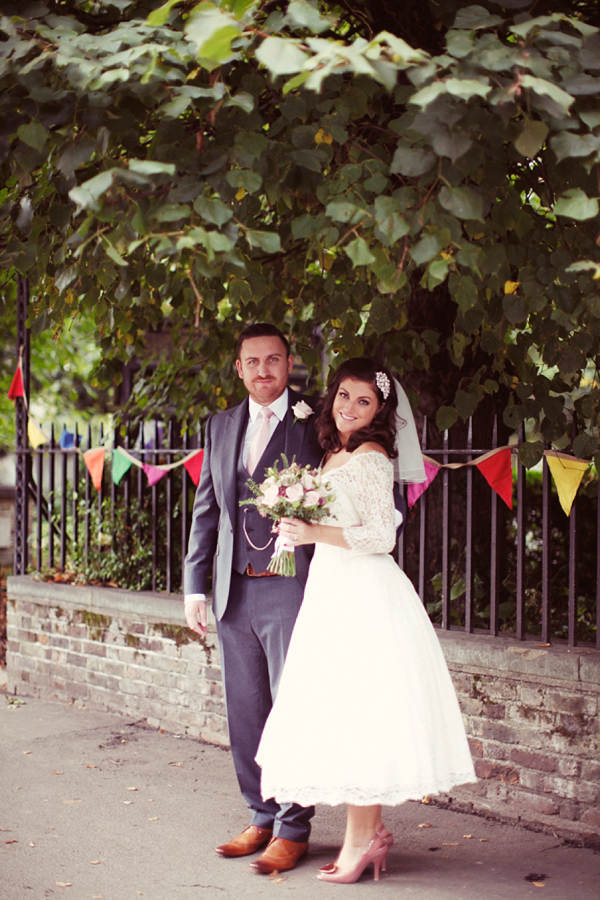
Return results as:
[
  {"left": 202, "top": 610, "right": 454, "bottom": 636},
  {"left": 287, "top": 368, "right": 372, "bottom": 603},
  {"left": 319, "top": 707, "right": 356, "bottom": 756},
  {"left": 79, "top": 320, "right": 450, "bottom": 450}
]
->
[
  {"left": 56, "top": 882, "right": 72, "bottom": 887},
  {"left": 442, "top": 842, "right": 459, "bottom": 846},
  {"left": 148, "top": 817, "right": 158, "bottom": 821},
  {"left": 123, "top": 801, "right": 133, "bottom": 805},
  {"left": 126, "top": 787, "right": 137, "bottom": 791},
  {"left": 23, "top": 750, "right": 31, "bottom": 755},
  {"left": 169, "top": 762, "right": 183, "bottom": 767},
  {"left": 91, "top": 860, "right": 101, "bottom": 865},
  {"left": 87, "top": 765, "right": 97, "bottom": 769},
  {"left": 418, "top": 823, "right": 433, "bottom": 828},
  {"left": 533, "top": 883, "right": 545, "bottom": 889},
  {"left": 463, "top": 835, "right": 472, "bottom": 839},
  {"left": 54, "top": 771, "right": 64, "bottom": 775},
  {"left": 5, "top": 840, "right": 18, "bottom": 844},
  {"left": 421, "top": 796, "right": 431, "bottom": 804}
]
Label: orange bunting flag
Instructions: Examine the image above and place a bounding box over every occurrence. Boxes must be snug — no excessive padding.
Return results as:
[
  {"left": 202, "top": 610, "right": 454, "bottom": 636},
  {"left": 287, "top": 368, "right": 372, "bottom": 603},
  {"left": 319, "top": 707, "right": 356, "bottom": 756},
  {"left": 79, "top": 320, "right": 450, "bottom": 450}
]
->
[
  {"left": 476, "top": 447, "right": 513, "bottom": 509},
  {"left": 83, "top": 447, "right": 105, "bottom": 491},
  {"left": 143, "top": 463, "right": 168, "bottom": 487},
  {"left": 7, "top": 364, "right": 24, "bottom": 400},
  {"left": 183, "top": 449, "right": 204, "bottom": 486}
]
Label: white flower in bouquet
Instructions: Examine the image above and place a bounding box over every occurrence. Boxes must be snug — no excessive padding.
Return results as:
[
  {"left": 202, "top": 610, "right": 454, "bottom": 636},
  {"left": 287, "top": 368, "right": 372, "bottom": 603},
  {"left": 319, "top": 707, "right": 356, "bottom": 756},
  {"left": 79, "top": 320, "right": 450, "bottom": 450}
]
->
[{"left": 240, "top": 454, "right": 335, "bottom": 575}]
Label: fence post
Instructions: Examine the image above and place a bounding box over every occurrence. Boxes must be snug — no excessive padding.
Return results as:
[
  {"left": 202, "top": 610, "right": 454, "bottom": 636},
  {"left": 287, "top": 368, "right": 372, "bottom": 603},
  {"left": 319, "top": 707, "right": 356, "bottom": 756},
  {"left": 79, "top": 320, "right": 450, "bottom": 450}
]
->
[{"left": 14, "top": 275, "right": 30, "bottom": 576}]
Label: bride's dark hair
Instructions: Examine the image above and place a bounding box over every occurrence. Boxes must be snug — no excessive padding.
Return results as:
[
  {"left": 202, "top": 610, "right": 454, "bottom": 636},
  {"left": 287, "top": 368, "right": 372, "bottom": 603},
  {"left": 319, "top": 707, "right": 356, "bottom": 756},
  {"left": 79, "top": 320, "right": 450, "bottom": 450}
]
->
[{"left": 316, "top": 358, "right": 399, "bottom": 457}]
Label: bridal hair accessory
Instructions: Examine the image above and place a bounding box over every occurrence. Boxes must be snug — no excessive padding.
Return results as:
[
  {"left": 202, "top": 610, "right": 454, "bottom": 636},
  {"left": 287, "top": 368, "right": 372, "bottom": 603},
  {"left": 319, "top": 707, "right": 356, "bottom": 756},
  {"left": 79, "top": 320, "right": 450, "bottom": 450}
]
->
[
  {"left": 375, "top": 371, "right": 391, "bottom": 399},
  {"left": 392, "top": 378, "right": 426, "bottom": 484}
]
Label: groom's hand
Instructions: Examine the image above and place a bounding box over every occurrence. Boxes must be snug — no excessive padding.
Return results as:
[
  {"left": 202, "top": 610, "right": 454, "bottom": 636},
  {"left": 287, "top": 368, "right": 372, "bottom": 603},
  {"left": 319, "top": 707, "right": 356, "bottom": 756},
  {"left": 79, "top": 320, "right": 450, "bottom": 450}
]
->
[{"left": 184, "top": 596, "right": 207, "bottom": 637}]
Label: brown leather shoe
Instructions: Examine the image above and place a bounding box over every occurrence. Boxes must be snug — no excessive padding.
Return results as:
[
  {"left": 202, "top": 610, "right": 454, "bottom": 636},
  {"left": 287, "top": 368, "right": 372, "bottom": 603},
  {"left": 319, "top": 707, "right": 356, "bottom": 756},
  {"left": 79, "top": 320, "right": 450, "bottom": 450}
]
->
[
  {"left": 215, "top": 825, "right": 273, "bottom": 857},
  {"left": 250, "top": 836, "right": 309, "bottom": 874}
]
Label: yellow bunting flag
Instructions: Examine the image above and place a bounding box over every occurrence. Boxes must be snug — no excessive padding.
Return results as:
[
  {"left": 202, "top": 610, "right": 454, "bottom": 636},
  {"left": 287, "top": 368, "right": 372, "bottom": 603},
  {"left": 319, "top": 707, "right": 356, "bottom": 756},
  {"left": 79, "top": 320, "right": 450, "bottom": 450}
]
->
[
  {"left": 546, "top": 453, "right": 589, "bottom": 516},
  {"left": 27, "top": 420, "right": 49, "bottom": 449},
  {"left": 83, "top": 447, "right": 106, "bottom": 491}
]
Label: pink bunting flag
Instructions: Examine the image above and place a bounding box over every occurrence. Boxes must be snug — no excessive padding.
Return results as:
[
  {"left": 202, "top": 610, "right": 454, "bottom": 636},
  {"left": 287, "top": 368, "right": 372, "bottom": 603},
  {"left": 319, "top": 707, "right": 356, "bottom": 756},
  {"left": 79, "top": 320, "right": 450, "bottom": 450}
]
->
[
  {"left": 183, "top": 449, "right": 204, "bottom": 486},
  {"left": 7, "top": 364, "right": 24, "bottom": 400},
  {"left": 83, "top": 447, "right": 105, "bottom": 491},
  {"left": 476, "top": 447, "right": 513, "bottom": 509},
  {"left": 407, "top": 459, "right": 440, "bottom": 508},
  {"left": 143, "top": 463, "right": 168, "bottom": 487}
]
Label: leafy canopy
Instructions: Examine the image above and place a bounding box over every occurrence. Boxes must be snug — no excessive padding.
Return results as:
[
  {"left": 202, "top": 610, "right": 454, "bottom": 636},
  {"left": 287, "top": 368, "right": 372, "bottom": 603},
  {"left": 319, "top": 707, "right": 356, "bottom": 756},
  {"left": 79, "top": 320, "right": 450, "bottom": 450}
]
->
[{"left": 1, "top": 1, "right": 600, "bottom": 466}]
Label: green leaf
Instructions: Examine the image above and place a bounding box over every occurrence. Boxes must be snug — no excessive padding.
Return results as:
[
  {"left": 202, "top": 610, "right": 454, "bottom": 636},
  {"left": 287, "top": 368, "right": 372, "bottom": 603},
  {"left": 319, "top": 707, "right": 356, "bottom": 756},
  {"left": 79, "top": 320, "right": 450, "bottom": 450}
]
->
[
  {"left": 390, "top": 144, "right": 436, "bottom": 176},
  {"left": 226, "top": 169, "right": 262, "bottom": 193},
  {"left": 410, "top": 233, "right": 444, "bottom": 266},
  {"left": 147, "top": 0, "right": 183, "bottom": 26},
  {"left": 436, "top": 406, "right": 458, "bottom": 431},
  {"left": 550, "top": 131, "right": 600, "bottom": 163},
  {"left": 573, "top": 433, "right": 598, "bottom": 459},
  {"left": 325, "top": 201, "right": 368, "bottom": 224},
  {"left": 255, "top": 36, "right": 310, "bottom": 75},
  {"left": 229, "top": 279, "right": 253, "bottom": 306},
  {"left": 194, "top": 196, "right": 233, "bottom": 227},
  {"left": 454, "top": 7, "right": 502, "bottom": 28},
  {"left": 518, "top": 441, "right": 544, "bottom": 469},
  {"left": 553, "top": 189, "right": 599, "bottom": 221},
  {"left": 284, "top": 0, "right": 334, "bottom": 34},
  {"left": 344, "top": 237, "right": 375, "bottom": 267},
  {"left": 514, "top": 120, "right": 548, "bottom": 158},
  {"left": 439, "top": 186, "right": 483, "bottom": 221},
  {"left": 128, "top": 160, "right": 176, "bottom": 176},
  {"left": 17, "top": 122, "right": 48, "bottom": 151},
  {"left": 502, "top": 293, "right": 528, "bottom": 324},
  {"left": 69, "top": 171, "right": 115, "bottom": 211},
  {"left": 246, "top": 230, "right": 281, "bottom": 253},
  {"left": 102, "top": 237, "right": 127, "bottom": 268},
  {"left": 520, "top": 75, "right": 574, "bottom": 114}
]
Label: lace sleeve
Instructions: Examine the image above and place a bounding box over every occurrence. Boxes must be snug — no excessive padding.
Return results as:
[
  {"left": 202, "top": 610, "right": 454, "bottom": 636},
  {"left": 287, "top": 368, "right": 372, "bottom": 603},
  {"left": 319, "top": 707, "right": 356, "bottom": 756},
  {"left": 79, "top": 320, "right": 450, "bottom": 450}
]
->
[{"left": 341, "top": 453, "right": 397, "bottom": 555}]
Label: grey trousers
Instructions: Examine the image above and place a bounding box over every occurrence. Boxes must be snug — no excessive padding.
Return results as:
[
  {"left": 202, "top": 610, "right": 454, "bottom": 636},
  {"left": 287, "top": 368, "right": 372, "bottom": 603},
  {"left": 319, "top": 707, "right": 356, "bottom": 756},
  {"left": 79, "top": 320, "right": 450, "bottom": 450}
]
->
[{"left": 216, "top": 570, "right": 314, "bottom": 842}]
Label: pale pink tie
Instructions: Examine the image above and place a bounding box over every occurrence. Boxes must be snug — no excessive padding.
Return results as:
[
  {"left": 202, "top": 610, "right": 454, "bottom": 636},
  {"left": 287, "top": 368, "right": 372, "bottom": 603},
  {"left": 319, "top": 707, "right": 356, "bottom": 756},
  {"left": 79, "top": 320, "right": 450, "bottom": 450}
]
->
[{"left": 247, "top": 408, "right": 274, "bottom": 474}]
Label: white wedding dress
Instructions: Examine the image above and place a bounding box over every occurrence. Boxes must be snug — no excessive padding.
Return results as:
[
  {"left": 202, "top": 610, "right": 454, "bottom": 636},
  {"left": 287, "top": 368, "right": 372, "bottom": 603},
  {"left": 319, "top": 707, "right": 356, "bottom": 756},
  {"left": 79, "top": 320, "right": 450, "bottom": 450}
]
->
[{"left": 256, "top": 451, "right": 476, "bottom": 807}]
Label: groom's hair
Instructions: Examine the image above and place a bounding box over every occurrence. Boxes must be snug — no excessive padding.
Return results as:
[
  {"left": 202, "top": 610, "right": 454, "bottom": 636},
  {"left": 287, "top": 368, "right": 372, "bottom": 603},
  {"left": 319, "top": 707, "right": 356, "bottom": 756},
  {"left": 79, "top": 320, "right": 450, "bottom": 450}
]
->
[{"left": 235, "top": 323, "right": 291, "bottom": 359}]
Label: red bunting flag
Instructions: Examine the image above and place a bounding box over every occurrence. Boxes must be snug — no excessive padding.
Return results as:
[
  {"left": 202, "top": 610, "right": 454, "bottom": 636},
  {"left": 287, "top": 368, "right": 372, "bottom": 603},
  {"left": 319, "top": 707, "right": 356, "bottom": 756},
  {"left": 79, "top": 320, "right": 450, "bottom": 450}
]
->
[
  {"left": 476, "top": 447, "right": 513, "bottom": 509},
  {"left": 142, "top": 463, "right": 168, "bottom": 487},
  {"left": 7, "top": 364, "right": 24, "bottom": 400},
  {"left": 183, "top": 449, "right": 204, "bottom": 486},
  {"left": 83, "top": 447, "right": 105, "bottom": 491}
]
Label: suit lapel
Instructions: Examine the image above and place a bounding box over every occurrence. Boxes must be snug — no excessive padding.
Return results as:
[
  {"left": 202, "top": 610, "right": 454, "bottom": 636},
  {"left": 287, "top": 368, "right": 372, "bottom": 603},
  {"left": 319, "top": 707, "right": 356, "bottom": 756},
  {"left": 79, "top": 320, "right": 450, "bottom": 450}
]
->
[
  {"left": 283, "top": 389, "right": 309, "bottom": 464},
  {"left": 222, "top": 398, "right": 248, "bottom": 524}
]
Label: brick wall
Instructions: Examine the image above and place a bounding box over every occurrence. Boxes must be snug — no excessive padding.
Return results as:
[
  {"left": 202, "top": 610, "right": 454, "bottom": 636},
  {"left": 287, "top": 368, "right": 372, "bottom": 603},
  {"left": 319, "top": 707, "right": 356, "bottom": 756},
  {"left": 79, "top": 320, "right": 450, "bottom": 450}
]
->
[{"left": 6, "top": 576, "right": 600, "bottom": 845}]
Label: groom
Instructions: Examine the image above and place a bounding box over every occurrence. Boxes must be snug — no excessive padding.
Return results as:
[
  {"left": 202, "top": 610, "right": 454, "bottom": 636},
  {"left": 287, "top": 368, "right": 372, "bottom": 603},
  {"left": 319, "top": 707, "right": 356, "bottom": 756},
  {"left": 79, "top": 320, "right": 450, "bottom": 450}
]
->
[{"left": 184, "top": 323, "right": 323, "bottom": 874}]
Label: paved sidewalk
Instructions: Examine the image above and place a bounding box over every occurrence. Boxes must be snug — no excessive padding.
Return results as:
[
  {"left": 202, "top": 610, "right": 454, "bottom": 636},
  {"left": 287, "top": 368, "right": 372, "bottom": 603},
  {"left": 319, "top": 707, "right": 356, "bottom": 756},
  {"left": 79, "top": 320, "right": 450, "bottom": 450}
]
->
[{"left": 1, "top": 694, "right": 599, "bottom": 900}]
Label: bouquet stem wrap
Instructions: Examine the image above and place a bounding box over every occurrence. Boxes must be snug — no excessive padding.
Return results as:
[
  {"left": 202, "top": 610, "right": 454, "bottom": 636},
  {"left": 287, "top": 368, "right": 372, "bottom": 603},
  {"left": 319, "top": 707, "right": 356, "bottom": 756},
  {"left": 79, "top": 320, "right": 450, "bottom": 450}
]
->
[{"left": 268, "top": 535, "right": 296, "bottom": 576}]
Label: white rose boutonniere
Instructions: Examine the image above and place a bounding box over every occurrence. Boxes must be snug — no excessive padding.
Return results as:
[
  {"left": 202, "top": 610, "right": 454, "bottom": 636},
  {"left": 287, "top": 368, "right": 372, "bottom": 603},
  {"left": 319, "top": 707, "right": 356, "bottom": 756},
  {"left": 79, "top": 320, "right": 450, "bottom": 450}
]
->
[{"left": 292, "top": 400, "right": 313, "bottom": 424}]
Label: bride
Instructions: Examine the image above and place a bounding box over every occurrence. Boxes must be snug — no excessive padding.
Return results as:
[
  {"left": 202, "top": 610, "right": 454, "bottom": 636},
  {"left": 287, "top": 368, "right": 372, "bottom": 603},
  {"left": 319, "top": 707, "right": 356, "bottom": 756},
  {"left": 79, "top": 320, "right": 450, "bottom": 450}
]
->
[{"left": 255, "top": 357, "right": 476, "bottom": 884}]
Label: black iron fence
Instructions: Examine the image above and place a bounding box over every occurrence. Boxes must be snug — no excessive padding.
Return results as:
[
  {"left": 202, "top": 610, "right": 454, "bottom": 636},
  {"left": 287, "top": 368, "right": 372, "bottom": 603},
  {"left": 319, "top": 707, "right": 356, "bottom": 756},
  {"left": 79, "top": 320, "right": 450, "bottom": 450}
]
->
[{"left": 14, "top": 414, "right": 599, "bottom": 648}]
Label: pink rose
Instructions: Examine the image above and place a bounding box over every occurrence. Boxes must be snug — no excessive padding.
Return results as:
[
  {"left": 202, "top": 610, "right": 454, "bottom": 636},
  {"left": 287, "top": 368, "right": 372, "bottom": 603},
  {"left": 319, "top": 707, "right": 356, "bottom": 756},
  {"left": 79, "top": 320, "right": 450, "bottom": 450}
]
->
[{"left": 285, "top": 483, "right": 304, "bottom": 502}]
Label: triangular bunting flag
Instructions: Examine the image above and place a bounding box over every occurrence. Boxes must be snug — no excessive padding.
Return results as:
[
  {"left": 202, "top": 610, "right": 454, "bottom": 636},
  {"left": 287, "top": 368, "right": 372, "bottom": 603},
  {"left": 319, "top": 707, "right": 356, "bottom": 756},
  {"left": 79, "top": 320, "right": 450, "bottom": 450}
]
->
[
  {"left": 27, "top": 419, "right": 48, "bottom": 449},
  {"left": 112, "top": 447, "right": 134, "bottom": 485},
  {"left": 183, "top": 449, "right": 204, "bottom": 486},
  {"left": 59, "top": 428, "right": 76, "bottom": 449},
  {"left": 546, "top": 454, "right": 589, "bottom": 517},
  {"left": 7, "top": 364, "right": 24, "bottom": 400},
  {"left": 407, "top": 459, "right": 440, "bottom": 508},
  {"left": 143, "top": 463, "right": 168, "bottom": 487},
  {"left": 476, "top": 447, "right": 513, "bottom": 509},
  {"left": 83, "top": 447, "right": 105, "bottom": 491}
]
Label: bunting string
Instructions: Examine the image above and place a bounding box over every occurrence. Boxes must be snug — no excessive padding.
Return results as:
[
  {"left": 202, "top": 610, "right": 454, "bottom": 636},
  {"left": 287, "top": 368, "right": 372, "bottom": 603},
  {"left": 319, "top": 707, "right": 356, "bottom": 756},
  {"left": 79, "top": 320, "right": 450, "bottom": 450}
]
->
[{"left": 6, "top": 361, "right": 593, "bottom": 508}]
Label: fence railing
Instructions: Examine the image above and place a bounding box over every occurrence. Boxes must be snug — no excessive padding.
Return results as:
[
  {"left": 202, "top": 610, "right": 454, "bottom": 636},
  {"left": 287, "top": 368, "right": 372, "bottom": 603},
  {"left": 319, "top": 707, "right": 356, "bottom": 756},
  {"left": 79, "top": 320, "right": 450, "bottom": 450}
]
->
[{"left": 14, "top": 414, "right": 599, "bottom": 648}]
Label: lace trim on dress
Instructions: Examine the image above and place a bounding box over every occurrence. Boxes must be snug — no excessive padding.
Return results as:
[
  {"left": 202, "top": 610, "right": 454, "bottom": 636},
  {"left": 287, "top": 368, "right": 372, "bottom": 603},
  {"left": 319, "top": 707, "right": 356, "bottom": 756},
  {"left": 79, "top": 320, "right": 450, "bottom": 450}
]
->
[
  {"left": 327, "top": 452, "right": 397, "bottom": 555},
  {"left": 263, "top": 771, "right": 478, "bottom": 808}
]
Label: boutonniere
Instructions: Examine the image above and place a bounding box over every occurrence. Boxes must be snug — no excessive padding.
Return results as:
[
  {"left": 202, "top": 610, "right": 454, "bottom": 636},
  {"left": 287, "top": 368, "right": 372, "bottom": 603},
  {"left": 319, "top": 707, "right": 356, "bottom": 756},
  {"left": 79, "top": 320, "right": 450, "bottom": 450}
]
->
[{"left": 291, "top": 400, "right": 314, "bottom": 424}]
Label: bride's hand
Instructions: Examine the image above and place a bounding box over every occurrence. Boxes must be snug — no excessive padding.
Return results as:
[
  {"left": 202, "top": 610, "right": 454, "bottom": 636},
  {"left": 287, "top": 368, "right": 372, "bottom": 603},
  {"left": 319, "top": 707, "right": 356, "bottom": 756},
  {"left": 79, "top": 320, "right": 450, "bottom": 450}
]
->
[{"left": 278, "top": 516, "right": 316, "bottom": 546}]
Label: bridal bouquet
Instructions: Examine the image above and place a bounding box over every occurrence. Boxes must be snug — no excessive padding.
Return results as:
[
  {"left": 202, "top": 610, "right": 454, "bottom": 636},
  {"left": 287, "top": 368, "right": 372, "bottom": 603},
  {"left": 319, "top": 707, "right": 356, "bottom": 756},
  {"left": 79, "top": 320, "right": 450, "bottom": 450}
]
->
[{"left": 241, "top": 454, "right": 335, "bottom": 576}]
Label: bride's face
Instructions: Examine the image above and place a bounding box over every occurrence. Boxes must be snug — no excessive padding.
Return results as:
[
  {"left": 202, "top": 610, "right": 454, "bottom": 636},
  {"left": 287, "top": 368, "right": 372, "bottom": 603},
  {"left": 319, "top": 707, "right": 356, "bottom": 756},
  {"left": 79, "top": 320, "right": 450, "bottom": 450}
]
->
[{"left": 332, "top": 377, "right": 381, "bottom": 444}]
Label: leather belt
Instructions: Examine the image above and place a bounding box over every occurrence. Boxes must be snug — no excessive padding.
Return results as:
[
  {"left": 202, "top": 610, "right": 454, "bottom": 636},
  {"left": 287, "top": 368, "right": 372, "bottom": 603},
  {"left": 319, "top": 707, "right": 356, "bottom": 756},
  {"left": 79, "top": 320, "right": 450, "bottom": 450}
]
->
[{"left": 245, "top": 563, "right": 278, "bottom": 578}]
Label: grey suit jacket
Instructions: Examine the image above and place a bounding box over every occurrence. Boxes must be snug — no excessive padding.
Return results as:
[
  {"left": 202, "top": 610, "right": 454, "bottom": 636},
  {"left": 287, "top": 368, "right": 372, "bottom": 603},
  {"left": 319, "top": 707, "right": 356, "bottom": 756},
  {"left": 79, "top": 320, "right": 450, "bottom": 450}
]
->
[{"left": 183, "top": 389, "right": 323, "bottom": 621}]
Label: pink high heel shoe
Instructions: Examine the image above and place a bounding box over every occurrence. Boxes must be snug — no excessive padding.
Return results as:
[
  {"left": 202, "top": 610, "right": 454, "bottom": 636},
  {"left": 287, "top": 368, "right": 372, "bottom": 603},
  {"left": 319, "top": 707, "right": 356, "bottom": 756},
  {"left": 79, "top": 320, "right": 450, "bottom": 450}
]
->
[
  {"left": 316, "top": 827, "right": 391, "bottom": 884},
  {"left": 318, "top": 825, "right": 393, "bottom": 874}
]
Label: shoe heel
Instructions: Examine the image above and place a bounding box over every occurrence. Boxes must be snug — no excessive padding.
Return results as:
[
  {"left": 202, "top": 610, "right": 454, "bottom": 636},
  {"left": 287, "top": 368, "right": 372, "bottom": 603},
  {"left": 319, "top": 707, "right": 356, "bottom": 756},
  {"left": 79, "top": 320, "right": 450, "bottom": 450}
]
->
[{"left": 374, "top": 846, "right": 388, "bottom": 880}]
